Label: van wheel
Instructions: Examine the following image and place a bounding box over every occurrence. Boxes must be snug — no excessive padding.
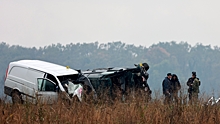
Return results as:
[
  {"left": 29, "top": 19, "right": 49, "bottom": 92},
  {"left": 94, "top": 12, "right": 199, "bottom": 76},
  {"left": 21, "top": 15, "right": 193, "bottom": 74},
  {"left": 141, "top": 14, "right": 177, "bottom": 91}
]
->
[{"left": 12, "top": 90, "right": 22, "bottom": 104}]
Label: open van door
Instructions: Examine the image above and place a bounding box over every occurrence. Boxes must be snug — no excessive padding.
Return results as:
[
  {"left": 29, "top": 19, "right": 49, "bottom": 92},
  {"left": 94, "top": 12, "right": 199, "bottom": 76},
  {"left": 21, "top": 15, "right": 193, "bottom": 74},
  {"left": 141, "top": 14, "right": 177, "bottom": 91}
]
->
[{"left": 37, "top": 78, "right": 58, "bottom": 104}]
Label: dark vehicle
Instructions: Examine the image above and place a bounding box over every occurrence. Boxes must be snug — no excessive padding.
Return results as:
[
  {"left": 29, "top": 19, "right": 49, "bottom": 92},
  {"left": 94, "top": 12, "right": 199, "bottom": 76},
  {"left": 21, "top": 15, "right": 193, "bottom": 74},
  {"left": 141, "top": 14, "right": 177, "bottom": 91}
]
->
[{"left": 82, "top": 63, "right": 152, "bottom": 101}]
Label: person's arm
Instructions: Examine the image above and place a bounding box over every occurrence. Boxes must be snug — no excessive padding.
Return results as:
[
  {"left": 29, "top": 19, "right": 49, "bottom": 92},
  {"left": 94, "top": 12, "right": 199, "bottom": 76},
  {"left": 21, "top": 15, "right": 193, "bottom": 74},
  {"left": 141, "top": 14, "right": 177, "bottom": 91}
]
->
[
  {"left": 142, "top": 73, "right": 149, "bottom": 86},
  {"left": 177, "top": 81, "right": 181, "bottom": 90},
  {"left": 141, "top": 71, "right": 149, "bottom": 81},
  {"left": 186, "top": 78, "right": 192, "bottom": 86},
  {"left": 163, "top": 79, "right": 170, "bottom": 94},
  {"left": 197, "top": 78, "right": 201, "bottom": 86}
]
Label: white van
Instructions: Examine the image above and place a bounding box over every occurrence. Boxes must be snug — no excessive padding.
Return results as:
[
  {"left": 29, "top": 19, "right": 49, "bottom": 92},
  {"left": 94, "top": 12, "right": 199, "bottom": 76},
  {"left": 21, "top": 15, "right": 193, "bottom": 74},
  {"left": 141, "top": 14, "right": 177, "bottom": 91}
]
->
[{"left": 4, "top": 60, "right": 83, "bottom": 104}]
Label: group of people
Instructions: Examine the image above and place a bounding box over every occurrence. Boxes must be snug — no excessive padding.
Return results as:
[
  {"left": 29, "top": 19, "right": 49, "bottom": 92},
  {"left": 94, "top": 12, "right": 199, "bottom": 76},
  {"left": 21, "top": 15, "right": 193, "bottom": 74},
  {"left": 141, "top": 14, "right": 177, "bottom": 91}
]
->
[{"left": 162, "top": 71, "right": 201, "bottom": 104}]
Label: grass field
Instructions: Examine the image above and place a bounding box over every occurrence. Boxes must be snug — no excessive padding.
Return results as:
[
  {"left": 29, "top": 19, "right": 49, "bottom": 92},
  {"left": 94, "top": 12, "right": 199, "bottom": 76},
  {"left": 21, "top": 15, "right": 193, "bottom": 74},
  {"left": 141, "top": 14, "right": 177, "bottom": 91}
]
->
[{"left": 0, "top": 93, "right": 219, "bottom": 124}]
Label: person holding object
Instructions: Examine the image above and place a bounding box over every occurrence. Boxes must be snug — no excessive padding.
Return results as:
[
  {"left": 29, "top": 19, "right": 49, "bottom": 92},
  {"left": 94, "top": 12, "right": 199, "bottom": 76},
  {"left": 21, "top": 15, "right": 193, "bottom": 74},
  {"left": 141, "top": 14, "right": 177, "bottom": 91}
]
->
[{"left": 187, "top": 71, "right": 201, "bottom": 104}]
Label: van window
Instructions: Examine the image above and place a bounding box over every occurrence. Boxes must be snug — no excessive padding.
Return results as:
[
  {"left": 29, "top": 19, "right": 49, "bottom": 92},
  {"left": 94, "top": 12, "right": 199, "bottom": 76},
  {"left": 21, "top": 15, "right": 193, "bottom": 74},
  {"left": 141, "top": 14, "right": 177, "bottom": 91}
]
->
[
  {"left": 38, "top": 79, "right": 56, "bottom": 92},
  {"left": 26, "top": 69, "right": 45, "bottom": 84},
  {"left": 38, "top": 79, "right": 43, "bottom": 90},
  {"left": 46, "top": 74, "right": 58, "bottom": 85},
  {"left": 9, "top": 66, "right": 28, "bottom": 79}
]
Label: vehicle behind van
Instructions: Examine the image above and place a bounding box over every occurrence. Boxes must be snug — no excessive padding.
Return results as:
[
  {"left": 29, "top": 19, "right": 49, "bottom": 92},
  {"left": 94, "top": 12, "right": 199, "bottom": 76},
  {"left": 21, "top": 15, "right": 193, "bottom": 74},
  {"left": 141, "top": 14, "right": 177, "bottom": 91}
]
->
[{"left": 4, "top": 60, "right": 83, "bottom": 104}]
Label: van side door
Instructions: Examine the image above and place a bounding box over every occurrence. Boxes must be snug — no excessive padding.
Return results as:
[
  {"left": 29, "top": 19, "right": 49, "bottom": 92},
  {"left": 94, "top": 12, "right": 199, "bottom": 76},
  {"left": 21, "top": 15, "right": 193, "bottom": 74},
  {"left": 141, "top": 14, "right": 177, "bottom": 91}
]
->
[{"left": 37, "top": 78, "right": 58, "bottom": 104}]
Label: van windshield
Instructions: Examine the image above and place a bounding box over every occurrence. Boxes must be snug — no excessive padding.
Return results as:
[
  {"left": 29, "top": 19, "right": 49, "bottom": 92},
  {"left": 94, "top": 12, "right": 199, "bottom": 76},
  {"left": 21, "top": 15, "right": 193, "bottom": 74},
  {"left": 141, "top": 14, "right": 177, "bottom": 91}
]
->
[{"left": 57, "top": 74, "right": 79, "bottom": 83}]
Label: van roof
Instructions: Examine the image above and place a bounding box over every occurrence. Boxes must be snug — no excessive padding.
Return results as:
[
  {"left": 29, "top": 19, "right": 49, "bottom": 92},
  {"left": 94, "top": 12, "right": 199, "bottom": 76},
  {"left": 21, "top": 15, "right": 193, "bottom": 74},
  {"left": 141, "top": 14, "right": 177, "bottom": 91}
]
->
[{"left": 10, "top": 60, "right": 78, "bottom": 76}]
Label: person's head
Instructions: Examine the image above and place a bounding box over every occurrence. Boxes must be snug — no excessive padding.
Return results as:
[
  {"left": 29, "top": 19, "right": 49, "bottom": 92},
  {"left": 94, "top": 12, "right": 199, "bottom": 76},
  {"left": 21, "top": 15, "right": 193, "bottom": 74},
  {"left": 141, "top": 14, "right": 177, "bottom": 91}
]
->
[
  {"left": 172, "top": 74, "right": 177, "bottom": 79},
  {"left": 172, "top": 74, "right": 179, "bottom": 81},
  {"left": 142, "top": 63, "right": 149, "bottom": 71},
  {"left": 167, "top": 73, "right": 172, "bottom": 79},
  {"left": 192, "top": 71, "right": 196, "bottom": 78}
]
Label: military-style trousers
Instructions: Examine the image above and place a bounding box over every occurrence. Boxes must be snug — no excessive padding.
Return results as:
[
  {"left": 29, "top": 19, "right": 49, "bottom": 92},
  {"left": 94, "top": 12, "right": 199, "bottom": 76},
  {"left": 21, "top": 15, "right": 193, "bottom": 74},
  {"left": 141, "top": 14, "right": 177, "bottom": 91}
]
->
[{"left": 189, "top": 92, "right": 198, "bottom": 104}]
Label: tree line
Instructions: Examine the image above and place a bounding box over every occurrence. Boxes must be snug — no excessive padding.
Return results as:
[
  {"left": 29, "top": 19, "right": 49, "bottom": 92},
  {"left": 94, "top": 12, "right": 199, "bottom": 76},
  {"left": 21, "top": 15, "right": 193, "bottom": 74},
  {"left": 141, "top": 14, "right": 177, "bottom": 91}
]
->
[{"left": 0, "top": 41, "right": 220, "bottom": 97}]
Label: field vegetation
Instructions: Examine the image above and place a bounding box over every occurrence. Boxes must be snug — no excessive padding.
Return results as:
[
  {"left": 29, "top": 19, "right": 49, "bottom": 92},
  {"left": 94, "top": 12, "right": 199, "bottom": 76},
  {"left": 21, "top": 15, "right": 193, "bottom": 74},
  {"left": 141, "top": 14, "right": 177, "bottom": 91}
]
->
[{"left": 0, "top": 92, "right": 219, "bottom": 124}]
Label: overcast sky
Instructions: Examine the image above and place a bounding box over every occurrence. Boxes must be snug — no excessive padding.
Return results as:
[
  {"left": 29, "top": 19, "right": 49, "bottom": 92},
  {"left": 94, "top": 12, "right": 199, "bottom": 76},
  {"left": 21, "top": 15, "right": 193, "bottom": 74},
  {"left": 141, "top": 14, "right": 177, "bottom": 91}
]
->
[{"left": 1, "top": 0, "right": 220, "bottom": 48}]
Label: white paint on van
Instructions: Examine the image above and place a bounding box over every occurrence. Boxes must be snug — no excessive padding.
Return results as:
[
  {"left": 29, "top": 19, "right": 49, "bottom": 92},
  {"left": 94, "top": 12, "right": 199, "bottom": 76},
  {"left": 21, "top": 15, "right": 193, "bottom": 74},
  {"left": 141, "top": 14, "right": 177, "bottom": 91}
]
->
[{"left": 4, "top": 60, "right": 80, "bottom": 104}]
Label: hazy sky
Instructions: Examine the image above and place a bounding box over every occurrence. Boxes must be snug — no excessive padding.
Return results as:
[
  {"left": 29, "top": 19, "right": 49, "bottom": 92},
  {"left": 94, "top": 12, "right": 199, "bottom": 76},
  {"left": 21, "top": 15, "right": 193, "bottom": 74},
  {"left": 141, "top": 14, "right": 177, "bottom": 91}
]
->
[{"left": 1, "top": 0, "right": 220, "bottom": 48}]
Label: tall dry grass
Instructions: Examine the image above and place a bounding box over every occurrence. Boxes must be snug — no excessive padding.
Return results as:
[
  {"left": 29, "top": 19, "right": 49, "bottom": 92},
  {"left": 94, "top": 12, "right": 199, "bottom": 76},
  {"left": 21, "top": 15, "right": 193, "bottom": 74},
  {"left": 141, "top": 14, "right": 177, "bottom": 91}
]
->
[{"left": 0, "top": 93, "right": 220, "bottom": 124}]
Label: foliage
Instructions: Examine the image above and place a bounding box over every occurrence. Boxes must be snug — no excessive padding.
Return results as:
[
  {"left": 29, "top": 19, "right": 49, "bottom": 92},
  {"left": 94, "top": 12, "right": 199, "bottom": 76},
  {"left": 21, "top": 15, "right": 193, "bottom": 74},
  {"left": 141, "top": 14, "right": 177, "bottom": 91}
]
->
[{"left": 0, "top": 41, "right": 220, "bottom": 96}]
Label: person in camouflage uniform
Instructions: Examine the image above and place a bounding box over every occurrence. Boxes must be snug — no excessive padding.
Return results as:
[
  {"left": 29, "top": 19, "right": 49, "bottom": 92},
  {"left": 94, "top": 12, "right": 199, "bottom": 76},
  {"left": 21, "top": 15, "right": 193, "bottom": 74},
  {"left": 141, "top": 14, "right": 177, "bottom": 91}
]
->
[{"left": 187, "top": 72, "right": 201, "bottom": 103}]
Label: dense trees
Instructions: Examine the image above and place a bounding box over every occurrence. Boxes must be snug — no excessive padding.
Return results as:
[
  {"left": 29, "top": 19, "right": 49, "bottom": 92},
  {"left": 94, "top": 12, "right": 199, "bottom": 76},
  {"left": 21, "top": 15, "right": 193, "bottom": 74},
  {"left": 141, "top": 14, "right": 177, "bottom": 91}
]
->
[{"left": 0, "top": 41, "right": 220, "bottom": 97}]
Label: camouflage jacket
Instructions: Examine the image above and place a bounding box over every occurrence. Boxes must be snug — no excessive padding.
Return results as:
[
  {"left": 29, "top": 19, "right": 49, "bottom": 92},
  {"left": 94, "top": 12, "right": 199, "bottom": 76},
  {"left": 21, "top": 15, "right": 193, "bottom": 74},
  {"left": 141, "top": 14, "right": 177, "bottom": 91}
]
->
[{"left": 187, "top": 77, "right": 201, "bottom": 93}]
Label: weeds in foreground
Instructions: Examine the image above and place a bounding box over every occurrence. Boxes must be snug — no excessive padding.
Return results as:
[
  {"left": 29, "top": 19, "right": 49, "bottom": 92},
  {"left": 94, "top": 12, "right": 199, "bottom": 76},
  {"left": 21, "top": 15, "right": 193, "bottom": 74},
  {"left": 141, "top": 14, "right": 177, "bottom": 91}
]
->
[{"left": 0, "top": 94, "right": 220, "bottom": 124}]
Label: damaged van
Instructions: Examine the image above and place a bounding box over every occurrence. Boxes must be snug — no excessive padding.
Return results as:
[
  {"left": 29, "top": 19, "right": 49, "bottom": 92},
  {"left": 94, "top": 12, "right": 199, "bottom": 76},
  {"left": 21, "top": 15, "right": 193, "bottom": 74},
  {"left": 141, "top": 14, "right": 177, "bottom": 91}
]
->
[
  {"left": 4, "top": 60, "right": 83, "bottom": 104},
  {"left": 82, "top": 63, "right": 152, "bottom": 101}
]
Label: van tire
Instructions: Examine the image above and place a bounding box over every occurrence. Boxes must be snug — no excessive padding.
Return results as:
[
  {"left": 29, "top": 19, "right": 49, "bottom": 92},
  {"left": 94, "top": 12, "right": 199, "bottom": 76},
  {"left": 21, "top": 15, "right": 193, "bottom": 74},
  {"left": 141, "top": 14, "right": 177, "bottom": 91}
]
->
[{"left": 12, "top": 90, "right": 22, "bottom": 104}]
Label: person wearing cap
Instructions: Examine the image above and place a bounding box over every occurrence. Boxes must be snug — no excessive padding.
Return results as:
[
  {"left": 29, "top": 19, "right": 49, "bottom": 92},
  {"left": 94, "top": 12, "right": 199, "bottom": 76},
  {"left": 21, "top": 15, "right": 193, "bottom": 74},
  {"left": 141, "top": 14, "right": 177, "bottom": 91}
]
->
[
  {"left": 162, "top": 73, "right": 172, "bottom": 104},
  {"left": 187, "top": 71, "right": 201, "bottom": 103}
]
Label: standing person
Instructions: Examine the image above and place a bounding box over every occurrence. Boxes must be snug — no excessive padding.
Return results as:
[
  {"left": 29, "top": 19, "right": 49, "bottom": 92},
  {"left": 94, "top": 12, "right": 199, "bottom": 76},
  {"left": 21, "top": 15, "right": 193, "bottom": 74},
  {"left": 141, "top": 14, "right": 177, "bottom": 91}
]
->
[
  {"left": 187, "top": 72, "right": 201, "bottom": 104},
  {"left": 133, "top": 63, "right": 152, "bottom": 101},
  {"left": 171, "top": 74, "right": 181, "bottom": 104},
  {"left": 162, "top": 73, "right": 172, "bottom": 104}
]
